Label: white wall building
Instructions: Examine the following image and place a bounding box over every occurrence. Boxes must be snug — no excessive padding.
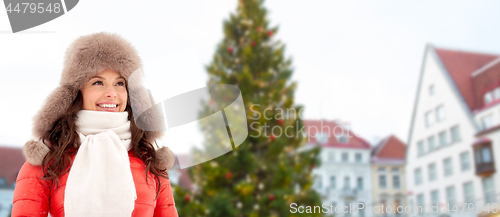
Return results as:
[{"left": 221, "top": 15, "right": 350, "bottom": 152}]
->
[
  {"left": 406, "top": 45, "right": 500, "bottom": 217},
  {"left": 304, "top": 119, "right": 373, "bottom": 217}
]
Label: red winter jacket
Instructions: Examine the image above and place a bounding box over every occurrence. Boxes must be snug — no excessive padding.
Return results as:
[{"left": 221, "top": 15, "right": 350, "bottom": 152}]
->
[{"left": 11, "top": 149, "right": 178, "bottom": 217}]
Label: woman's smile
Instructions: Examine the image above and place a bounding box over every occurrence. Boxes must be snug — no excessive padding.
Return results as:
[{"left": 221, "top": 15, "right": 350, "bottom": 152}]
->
[{"left": 96, "top": 102, "right": 120, "bottom": 112}]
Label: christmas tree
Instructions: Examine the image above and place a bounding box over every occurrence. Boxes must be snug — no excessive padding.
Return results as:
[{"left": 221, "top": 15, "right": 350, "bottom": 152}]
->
[{"left": 173, "top": 0, "right": 322, "bottom": 216}]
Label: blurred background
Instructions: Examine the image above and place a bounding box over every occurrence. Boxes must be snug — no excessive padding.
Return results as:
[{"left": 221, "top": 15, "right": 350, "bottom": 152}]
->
[{"left": 1, "top": 0, "right": 500, "bottom": 216}]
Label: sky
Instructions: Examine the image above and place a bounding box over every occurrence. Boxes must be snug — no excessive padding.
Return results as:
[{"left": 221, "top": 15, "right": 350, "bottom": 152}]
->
[{"left": 1, "top": 0, "right": 500, "bottom": 153}]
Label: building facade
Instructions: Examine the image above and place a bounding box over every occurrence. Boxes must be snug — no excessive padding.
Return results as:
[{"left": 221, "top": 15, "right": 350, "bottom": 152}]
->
[
  {"left": 0, "top": 146, "right": 25, "bottom": 217},
  {"left": 304, "top": 119, "right": 373, "bottom": 217},
  {"left": 371, "top": 135, "right": 407, "bottom": 217},
  {"left": 406, "top": 45, "right": 500, "bottom": 217}
]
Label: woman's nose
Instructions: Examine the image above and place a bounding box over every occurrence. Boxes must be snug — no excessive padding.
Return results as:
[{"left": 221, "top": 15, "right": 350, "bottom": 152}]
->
[{"left": 105, "top": 86, "right": 117, "bottom": 98}]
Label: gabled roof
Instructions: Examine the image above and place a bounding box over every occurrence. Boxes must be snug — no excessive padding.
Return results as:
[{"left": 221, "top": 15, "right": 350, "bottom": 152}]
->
[
  {"left": 434, "top": 48, "right": 499, "bottom": 111},
  {"left": 407, "top": 45, "right": 498, "bottom": 151},
  {"left": 303, "top": 119, "right": 371, "bottom": 149},
  {"left": 371, "top": 135, "right": 406, "bottom": 162},
  {"left": 0, "top": 146, "right": 25, "bottom": 186}
]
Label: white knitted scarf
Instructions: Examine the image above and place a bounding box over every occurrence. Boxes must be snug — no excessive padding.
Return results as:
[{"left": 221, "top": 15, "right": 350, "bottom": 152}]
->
[{"left": 64, "top": 110, "right": 137, "bottom": 217}]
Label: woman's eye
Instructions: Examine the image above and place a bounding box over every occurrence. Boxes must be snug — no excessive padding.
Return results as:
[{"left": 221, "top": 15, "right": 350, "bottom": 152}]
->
[
  {"left": 116, "top": 81, "right": 125, "bottom": 86},
  {"left": 92, "top": 81, "right": 103, "bottom": 85}
]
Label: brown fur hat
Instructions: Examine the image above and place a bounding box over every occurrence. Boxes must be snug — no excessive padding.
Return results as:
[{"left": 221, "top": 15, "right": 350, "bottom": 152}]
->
[{"left": 24, "top": 32, "right": 174, "bottom": 171}]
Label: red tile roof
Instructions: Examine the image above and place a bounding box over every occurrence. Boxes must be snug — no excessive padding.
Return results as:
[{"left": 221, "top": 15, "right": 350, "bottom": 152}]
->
[
  {"left": 302, "top": 119, "right": 371, "bottom": 149},
  {"left": 0, "top": 146, "right": 25, "bottom": 185},
  {"left": 371, "top": 135, "right": 406, "bottom": 160},
  {"left": 470, "top": 59, "right": 500, "bottom": 111},
  {"left": 434, "top": 48, "right": 499, "bottom": 111}
]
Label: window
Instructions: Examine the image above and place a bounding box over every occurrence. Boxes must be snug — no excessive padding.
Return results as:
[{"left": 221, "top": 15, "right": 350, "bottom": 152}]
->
[
  {"left": 336, "top": 133, "right": 349, "bottom": 144},
  {"left": 357, "top": 177, "right": 363, "bottom": 190},
  {"left": 380, "top": 199, "right": 387, "bottom": 212},
  {"left": 436, "top": 105, "right": 445, "bottom": 122},
  {"left": 344, "top": 176, "right": 350, "bottom": 189},
  {"left": 393, "top": 175, "right": 401, "bottom": 189},
  {"left": 0, "top": 178, "right": 5, "bottom": 185},
  {"left": 394, "top": 199, "right": 402, "bottom": 215},
  {"left": 427, "top": 136, "right": 436, "bottom": 151},
  {"left": 415, "top": 168, "right": 422, "bottom": 185},
  {"left": 431, "top": 190, "right": 439, "bottom": 205},
  {"left": 342, "top": 153, "right": 349, "bottom": 162},
  {"left": 391, "top": 167, "right": 400, "bottom": 172},
  {"left": 494, "top": 87, "right": 500, "bottom": 100},
  {"left": 379, "top": 199, "right": 387, "bottom": 217},
  {"left": 355, "top": 153, "right": 362, "bottom": 163},
  {"left": 483, "top": 177, "right": 497, "bottom": 203},
  {"left": 476, "top": 149, "right": 482, "bottom": 163},
  {"left": 358, "top": 202, "right": 366, "bottom": 217},
  {"left": 428, "top": 163, "right": 437, "bottom": 181},
  {"left": 417, "top": 140, "right": 425, "bottom": 156},
  {"left": 460, "top": 152, "right": 471, "bottom": 171},
  {"left": 481, "top": 114, "right": 494, "bottom": 130},
  {"left": 417, "top": 194, "right": 425, "bottom": 210},
  {"left": 485, "top": 92, "right": 493, "bottom": 104},
  {"left": 328, "top": 151, "right": 335, "bottom": 162},
  {"left": 463, "top": 182, "right": 474, "bottom": 203},
  {"left": 314, "top": 175, "right": 322, "bottom": 190},
  {"left": 450, "top": 125, "right": 461, "bottom": 143},
  {"left": 475, "top": 146, "right": 493, "bottom": 164},
  {"left": 438, "top": 131, "right": 448, "bottom": 147},
  {"left": 482, "top": 147, "right": 492, "bottom": 162},
  {"left": 317, "top": 132, "right": 328, "bottom": 144},
  {"left": 378, "top": 167, "right": 386, "bottom": 172},
  {"left": 425, "top": 111, "right": 434, "bottom": 127},
  {"left": 429, "top": 85, "right": 435, "bottom": 96},
  {"left": 446, "top": 186, "right": 456, "bottom": 206},
  {"left": 443, "top": 158, "right": 453, "bottom": 177},
  {"left": 330, "top": 176, "right": 336, "bottom": 189},
  {"left": 379, "top": 175, "right": 387, "bottom": 189}
]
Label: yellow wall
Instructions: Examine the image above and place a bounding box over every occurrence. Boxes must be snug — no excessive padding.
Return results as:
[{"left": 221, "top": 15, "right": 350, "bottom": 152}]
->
[{"left": 370, "top": 164, "right": 407, "bottom": 216}]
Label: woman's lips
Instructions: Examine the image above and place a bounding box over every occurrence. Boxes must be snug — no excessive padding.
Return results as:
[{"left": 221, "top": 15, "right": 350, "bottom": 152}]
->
[{"left": 97, "top": 103, "right": 119, "bottom": 112}]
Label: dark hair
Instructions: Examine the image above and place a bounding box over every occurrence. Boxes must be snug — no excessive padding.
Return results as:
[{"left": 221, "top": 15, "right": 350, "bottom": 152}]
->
[{"left": 40, "top": 87, "right": 168, "bottom": 199}]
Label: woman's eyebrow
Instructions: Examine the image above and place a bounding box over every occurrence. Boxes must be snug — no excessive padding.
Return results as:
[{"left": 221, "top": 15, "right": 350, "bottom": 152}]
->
[{"left": 91, "top": 76, "right": 126, "bottom": 80}]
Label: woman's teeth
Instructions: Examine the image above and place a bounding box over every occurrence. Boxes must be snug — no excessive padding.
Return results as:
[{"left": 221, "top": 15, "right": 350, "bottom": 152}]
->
[{"left": 98, "top": 104, "right": 117, "bottom": 108}]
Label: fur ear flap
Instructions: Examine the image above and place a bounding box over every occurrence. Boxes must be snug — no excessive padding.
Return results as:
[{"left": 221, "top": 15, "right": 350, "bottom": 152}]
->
[
  {"left": 23, "top": 140, "right": 50, "bottom": 166},
  {"left": 32, "top": 86, "right": 78, "bottom": 139},
  {"left": 155, "top": 146, "right": 175, "bottom": 172}
]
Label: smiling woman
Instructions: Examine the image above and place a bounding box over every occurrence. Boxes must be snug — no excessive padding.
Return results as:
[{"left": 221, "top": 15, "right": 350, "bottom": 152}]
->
[{"left": 11, "top": 32, "right": 178, "bottom": 217}]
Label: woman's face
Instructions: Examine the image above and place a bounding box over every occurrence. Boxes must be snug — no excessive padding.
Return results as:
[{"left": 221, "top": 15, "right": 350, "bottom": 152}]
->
[{"left": 81, "top": 69, "right": 128, "bottom": 112}]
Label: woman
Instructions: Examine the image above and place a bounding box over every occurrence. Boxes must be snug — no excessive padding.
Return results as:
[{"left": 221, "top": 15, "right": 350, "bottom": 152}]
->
[{"left": 12, "top": 32, "right": 178, "bottom": 217}]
